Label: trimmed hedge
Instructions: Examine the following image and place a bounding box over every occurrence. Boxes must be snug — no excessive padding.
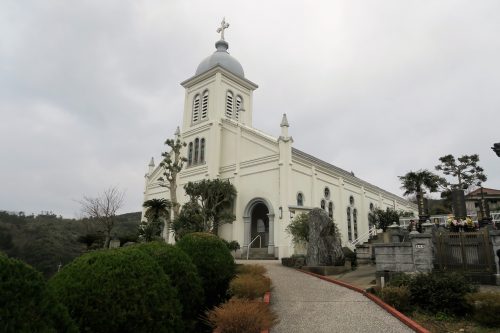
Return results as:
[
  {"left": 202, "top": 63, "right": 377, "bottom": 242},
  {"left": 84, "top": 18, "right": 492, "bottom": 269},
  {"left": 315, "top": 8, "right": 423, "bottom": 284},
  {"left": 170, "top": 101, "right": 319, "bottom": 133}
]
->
[
  {"left": 49, "top": 248, "right": 183, "bottom": 333},
  {"left": 0, "top": 253, "right": 77, "bottom": 333},
  {"left": 176, "top": 233, "right": 235, "bottom": 308},
  {"left": 130, "top": 242, "right": 204, "bottom": 332},
  {"left": 388, "top": 272, "right": 477, "bottom": 315}
]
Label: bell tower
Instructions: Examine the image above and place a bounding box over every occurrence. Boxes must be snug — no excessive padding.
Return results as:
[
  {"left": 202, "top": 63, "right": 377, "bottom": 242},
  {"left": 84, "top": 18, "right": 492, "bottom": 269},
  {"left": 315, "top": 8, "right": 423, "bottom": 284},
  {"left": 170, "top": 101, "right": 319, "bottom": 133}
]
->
[
  {"left": 178, "top": 19, "right": 258, "bottom": 178},
  {"left": 180, "top": 18, "right": 258, "bottom": 133}
]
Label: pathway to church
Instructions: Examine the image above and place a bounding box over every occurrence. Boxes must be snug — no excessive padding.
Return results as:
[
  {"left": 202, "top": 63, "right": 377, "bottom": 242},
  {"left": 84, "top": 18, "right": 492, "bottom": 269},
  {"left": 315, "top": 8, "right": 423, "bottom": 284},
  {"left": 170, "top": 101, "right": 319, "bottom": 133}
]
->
[{"left": 240, "top": 260, "right": 414, "bottom": 333}]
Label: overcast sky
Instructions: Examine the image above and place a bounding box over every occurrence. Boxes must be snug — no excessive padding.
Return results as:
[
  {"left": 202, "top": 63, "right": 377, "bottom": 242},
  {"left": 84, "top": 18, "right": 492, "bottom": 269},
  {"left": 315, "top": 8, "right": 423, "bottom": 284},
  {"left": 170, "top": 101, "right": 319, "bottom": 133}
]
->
[{"left": 1, "top": 0, "right": 499, "bottom": 217}]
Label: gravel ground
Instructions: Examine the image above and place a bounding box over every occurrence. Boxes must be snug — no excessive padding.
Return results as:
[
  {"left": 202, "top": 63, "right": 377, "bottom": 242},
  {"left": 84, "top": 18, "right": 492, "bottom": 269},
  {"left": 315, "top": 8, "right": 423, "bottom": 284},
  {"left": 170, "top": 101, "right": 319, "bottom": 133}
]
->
[{"left": 238, "top": 260, "right": 414, "bottom": 333}]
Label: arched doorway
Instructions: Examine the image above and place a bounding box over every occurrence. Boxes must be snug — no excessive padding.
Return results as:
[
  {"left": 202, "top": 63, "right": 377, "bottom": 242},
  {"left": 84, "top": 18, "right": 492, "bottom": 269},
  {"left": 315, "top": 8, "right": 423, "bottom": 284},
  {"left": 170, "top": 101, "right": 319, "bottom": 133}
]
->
[
  {"left": 250, "top": 203, "right": 269, "bottom": 248},
  {"left": 243, "top": 198, "right": 275, "bottom": 255}
]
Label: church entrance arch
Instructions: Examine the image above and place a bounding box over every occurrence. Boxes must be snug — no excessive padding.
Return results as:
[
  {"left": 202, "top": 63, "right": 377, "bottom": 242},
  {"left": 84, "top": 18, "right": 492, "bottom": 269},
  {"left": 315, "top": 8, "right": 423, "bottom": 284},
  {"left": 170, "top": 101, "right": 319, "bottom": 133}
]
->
[
  {"left": 243, "top": 198, "right": 275, "bottom": 255},
  {"left": 251, "top": 203, "right": 269, "bottom": 248}
]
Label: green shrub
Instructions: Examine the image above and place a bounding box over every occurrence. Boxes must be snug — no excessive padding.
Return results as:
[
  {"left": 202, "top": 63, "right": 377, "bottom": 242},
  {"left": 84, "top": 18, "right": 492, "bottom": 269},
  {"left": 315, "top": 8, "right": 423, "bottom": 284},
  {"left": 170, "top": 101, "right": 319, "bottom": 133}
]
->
[
  {"left": 206, "top": 299, "right": 279, "bottom": 333},
  {"left": 222, "top": 239, "right": 241, "bottom": 253},
  {"left": 380, "top": 286, "right": 412, "bottom": 313},
  {"left": 130, "top": 242, "right": 204, "bottom": 332},
  {"left": 389, "top": 272, "right": 477, "bottom": 315},
  {"left": 466, "top": 292, "right": 500, "bottom": 327},
  {"left": 387, "top": 272, "right": 413, "bottom": 288},
  {"left": 230, "top": 273, "right": 271, "bottom": 300},
  {"left": 0, "top": 253, "right": 77, "bottom": 333},
  {"left": 176, "top": 232, "right": 235, "bottom": 308},
  {"left": 49, "top": 248, "right": 183, "bottom": 333},
  {"left": 236, "top": 264, "right": 267, "bottom": 275}
]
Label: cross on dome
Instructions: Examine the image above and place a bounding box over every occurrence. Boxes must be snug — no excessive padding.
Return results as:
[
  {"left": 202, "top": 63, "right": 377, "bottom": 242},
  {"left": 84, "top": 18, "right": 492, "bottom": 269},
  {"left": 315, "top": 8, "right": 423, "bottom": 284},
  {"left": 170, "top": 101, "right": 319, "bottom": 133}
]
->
[{"left": 216, "top": 17, "right": 230, "bottom": 40}]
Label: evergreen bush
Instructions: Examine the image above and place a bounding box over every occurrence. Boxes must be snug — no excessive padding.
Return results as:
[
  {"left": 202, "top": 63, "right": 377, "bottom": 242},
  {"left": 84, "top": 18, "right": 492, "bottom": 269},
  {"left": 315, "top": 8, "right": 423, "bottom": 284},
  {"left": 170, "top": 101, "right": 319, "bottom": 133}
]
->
[
  {"left": 466, "top": 292, "right": 500, "bottom": 327},
  {"left": 0, "top": 253, "right": 77, "bottom": 333},
  {"left": 49, "top": 248, "right": 183, "bottom": 333},
  {"left": 176, "top": 232, "right": 235, "bottom": 308},
  {"left": 130, "top": 242, "right": 204, "bottom": 332},
  {"left": 388, "top": 271, "right": 477, "bottom": 315},
  {"left": 380, "top": 286, "right": 412, "bottom": 313}
]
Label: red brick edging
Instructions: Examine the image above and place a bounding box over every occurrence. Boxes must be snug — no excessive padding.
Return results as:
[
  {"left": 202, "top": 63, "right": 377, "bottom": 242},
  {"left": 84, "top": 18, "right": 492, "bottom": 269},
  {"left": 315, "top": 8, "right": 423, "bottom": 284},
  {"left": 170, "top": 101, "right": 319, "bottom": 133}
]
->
[{"left": 297, "top": 269, "right": 430, "bottom": 333}]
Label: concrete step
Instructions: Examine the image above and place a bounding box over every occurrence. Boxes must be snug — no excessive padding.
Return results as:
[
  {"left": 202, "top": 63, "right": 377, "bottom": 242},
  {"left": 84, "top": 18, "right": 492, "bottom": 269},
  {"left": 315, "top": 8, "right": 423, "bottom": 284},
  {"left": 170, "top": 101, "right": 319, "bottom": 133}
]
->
[{"left": 243, "top": 247, "right": 277, "bottom": 260}]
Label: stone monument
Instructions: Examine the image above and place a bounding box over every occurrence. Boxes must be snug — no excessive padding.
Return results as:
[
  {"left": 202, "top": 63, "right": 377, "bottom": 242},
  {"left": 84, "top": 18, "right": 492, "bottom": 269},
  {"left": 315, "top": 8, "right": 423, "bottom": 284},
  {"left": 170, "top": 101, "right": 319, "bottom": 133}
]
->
[{"left": 305, "top": 208, "right": 346, "bottom": 274}]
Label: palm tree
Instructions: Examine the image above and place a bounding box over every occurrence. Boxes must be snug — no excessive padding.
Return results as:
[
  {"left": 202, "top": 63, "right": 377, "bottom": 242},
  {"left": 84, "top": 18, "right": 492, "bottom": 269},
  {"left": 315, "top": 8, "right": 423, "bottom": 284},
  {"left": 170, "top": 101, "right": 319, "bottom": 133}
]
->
[
  {"left": 142, "top": 198, "right": 171, "bottom": 241},
  {"left": 398, "top": 170, "right": 445, "bottom": 221}
]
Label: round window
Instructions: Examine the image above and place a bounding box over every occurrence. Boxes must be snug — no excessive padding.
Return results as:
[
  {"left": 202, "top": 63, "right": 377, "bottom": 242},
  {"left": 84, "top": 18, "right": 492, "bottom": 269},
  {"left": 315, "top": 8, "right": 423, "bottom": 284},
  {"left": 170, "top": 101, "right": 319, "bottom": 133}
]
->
[
  {"left": 324, "top": 187, "right": 330, "bottom": 199},
  {"left": 349, "top": 196, "right": 354, "bottom": 205}
]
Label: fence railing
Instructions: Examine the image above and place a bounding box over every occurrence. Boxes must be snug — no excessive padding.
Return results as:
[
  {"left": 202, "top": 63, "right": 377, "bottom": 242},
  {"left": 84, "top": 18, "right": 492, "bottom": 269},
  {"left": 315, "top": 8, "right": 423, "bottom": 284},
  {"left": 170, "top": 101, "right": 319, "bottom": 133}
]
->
[{"left": 435, "top": 229, "right": 494, "bottom": 273}]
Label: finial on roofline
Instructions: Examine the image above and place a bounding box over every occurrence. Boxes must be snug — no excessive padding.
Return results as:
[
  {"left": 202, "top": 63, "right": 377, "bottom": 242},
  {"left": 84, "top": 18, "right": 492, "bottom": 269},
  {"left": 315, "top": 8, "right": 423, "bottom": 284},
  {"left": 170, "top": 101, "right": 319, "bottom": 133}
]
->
[
  {"left": 149, "top": 157, "right": 155, "bottom": 167},
  {"left": 280, "top": 113, "right": 289, "bottom": 127},
  {"left": 216, "top": 17, "right": 230, "bottom": 41},
  {"left": 174, "top": 126, "right": 180, "bottom": 138}
]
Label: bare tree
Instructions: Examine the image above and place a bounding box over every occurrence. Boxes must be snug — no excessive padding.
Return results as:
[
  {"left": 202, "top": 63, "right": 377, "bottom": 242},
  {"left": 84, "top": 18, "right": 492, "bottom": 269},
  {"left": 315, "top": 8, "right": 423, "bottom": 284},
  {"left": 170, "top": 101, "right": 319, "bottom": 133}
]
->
[{"left": 79, "top": 187, "right": 125, "bottom": 248}]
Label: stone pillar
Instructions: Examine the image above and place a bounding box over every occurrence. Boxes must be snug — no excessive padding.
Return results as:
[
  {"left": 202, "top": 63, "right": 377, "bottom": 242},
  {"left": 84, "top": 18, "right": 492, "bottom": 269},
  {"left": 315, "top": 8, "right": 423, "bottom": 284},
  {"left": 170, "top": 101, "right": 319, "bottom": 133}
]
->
[
  {"left": 242, "top": 215, "right": 251, "bottom": 256},
  {"left": 489, "top": 230, "right": 500, "bottom": 285},
  {"left": 410, "top": 233, "right": 433, "bottom": 273},
  {"left": 387, "top": 222, "right": 401, "bottom": 243},
  {"left": 422, "top": 221, "right": 433, "bottom": 234},
  {"left": 267, "top": 213, "right": 275, "bottom": 255}
]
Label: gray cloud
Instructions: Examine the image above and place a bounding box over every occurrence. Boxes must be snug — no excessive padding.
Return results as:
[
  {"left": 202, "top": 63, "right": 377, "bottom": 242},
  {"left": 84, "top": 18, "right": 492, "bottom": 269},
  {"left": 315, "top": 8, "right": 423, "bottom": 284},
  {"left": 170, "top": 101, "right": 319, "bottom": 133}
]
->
[{"left": 1, "top": 0, "right": 499, "bottom": 217}]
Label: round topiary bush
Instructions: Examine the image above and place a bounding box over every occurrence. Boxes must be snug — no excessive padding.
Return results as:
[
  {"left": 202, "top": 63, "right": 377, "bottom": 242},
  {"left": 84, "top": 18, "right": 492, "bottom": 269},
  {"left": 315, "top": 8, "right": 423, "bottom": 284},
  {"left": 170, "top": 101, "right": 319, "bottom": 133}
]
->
[
  {"left": 130, "top": 242, "right": 204, "bottom": 332},
  {"left": 0, "top": 253, "right": 77, "bottom": 333},
  {"left": 176, "top": 233, "right": 235, "bottom": 308},
  {"left": 49, "top": 248, "right": 183, "bottom": 333}
]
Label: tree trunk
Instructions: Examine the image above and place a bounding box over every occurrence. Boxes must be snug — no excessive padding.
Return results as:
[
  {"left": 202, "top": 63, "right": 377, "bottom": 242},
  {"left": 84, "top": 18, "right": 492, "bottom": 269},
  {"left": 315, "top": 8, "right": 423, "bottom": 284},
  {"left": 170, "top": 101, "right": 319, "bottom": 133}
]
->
[{"left": 104, "top": 233, "right": 111, "bottom": 248}]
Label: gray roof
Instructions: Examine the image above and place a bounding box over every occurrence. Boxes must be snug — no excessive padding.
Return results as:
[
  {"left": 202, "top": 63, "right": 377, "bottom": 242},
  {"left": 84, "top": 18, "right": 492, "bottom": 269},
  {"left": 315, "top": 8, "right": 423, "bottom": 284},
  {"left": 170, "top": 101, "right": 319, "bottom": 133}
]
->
[{"left": 195, "top": 40, "right": 244, "bottom": 78}]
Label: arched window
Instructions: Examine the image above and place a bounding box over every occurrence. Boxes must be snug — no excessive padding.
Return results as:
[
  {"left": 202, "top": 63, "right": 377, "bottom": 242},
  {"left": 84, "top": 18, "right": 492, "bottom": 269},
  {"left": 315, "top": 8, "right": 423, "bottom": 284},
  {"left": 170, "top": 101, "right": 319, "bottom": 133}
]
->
[
  {"left": 328, "top": 201, "right": 333, "bottom": 219},
  {"left": 235, "top": 95, "right": 243, "bottom": 120},
  {"left": 321, "top": 199, "right": 326, "bottom": 210},
  {"left": 194, "top": 138, "right": 199, "bottom": 164},
  {"left": 187, "top": 142, "right": 193, "bottom": 166},
  {"left": 349, "top": 195, "right": 355, "bottom": 205},
  {"left": 297, "top": 193, "right": 303, "bottom": 206},
  {"left": 324, "top": 187, "right": 330, "bottom": 199},
  {"left": 201, "top": 90, "right": 209, "bottom": 120},
  {"left": 200, "top": 138, "right": 205, "bottom": 163},
  {"left": 347, "top": 207, "right": 352, "bottom": 241},
  {"left": 192, "top": 94, "right": 200, "bottom": 123},
  {"left": 225, "top": 91, "right": 233, "bottom": 118},
  {"left": 353, "top": 208, "right": 358, "bottom": 239}
]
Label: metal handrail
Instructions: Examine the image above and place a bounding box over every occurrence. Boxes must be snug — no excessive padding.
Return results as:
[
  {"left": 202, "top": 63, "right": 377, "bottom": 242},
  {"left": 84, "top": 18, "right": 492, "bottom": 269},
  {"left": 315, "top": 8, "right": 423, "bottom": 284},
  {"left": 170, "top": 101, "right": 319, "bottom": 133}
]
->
[
  {"left": 246, "top": 235, "right": 262, "bottom": 260},
  {"left": 348, "top": 226, "right": 378, "bottom": 248}
]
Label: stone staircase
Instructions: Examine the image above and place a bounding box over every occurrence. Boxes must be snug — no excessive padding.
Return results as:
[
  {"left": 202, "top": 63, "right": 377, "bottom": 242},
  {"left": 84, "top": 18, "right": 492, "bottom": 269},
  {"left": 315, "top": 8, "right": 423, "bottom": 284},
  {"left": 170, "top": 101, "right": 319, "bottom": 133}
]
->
[{"left": 243, "top": 247, "right": 278, "bottom": 260}]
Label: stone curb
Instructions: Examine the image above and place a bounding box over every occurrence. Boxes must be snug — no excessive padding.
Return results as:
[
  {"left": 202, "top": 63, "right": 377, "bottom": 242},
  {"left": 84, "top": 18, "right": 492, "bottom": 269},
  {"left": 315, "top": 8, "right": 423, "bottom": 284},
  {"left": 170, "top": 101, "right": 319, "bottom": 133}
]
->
[{"left": 296, "top": 268, "right": 430, "bottom": 333}]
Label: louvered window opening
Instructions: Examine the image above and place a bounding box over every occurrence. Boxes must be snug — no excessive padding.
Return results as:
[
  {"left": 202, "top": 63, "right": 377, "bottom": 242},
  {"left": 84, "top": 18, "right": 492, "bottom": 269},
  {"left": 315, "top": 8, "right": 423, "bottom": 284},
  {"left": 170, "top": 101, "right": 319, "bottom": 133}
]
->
[
  {"left": 226, "top": 91, "right": 233, "bottom": 118},
  {"left": 192, "top": 95, "right": 200, "bottom": 123},
  {"left": 235, "top": 95, "right": 242, "bottom": 120},
  {"left": 201, "top": 91, "right": 208, "bottom": 120}
]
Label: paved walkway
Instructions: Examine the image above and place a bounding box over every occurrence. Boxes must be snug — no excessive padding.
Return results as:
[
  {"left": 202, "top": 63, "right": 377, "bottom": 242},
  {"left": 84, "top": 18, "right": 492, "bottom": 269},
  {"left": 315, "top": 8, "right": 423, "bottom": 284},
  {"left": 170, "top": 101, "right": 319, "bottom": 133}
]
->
[{"left": 239, "top": 260, "right": 414, "bottom": 333}]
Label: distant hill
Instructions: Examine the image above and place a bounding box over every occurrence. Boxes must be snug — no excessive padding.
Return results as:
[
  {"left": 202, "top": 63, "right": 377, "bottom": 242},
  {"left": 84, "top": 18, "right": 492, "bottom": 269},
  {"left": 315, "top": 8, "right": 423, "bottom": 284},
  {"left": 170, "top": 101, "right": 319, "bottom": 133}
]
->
[{"left": 0, "top": 211, "right": 141, "bottom": 277}]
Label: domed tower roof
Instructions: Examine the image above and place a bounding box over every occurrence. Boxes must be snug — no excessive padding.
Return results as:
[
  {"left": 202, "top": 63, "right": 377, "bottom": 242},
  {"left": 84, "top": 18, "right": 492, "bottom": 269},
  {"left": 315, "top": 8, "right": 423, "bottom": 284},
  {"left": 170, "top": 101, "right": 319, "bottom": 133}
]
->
[{"left": 195, "top": 39, "right": 244, "bottom": 78}]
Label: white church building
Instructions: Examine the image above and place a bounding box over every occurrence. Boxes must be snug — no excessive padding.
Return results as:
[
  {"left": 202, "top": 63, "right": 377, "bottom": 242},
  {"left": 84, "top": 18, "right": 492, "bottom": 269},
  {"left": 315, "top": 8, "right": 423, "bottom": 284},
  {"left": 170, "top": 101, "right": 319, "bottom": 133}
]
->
[{"left": 143, "top": 22, "right": 417, "bottom": 258}]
